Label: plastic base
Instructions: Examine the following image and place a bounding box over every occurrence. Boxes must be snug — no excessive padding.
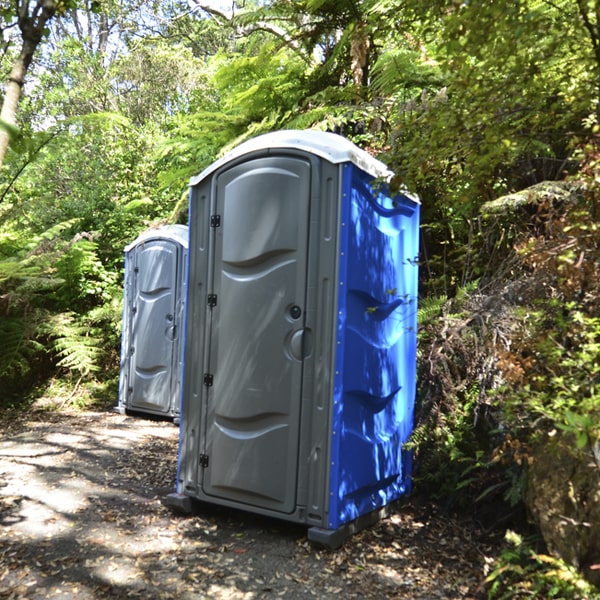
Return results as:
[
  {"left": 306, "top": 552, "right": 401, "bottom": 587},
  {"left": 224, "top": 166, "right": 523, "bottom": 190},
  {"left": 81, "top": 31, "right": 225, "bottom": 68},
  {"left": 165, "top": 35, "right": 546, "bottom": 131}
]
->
[
  {"left": 114, "top": 406, "right": 180, "bottom": 424},
  {"left": 164, "top": 492, "right": 195, "bottom": 514},
  {"left": 307, "top": 500, "right": 401, "bottom": 550},
  {"left": 164, "top": 493, "right": 403, "bottom": 550}
]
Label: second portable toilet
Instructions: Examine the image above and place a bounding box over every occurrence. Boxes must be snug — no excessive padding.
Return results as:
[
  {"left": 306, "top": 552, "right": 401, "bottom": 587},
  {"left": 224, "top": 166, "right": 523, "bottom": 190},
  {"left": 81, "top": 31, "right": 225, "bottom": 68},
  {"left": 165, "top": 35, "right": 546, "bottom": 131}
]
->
[
  {"left": 117, "top": 224, "right": 188, "bottom": 422},
  {"left": 169, "top": 130, "right": 420, "bottom": 546}
]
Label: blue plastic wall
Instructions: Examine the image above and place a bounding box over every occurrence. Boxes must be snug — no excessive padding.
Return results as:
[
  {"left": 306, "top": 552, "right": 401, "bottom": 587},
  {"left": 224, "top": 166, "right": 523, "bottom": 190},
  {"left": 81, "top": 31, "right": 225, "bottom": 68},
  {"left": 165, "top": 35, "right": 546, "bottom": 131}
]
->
[{"left": 328, "top": 163, "right": 420, "bottom": 530}]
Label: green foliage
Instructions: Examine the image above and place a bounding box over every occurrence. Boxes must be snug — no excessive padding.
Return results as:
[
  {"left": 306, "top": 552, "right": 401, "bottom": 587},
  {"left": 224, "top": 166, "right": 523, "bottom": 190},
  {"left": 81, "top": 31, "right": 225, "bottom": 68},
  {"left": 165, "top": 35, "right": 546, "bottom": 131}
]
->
[
  {"left": 216, "top": 43, "right": 306, "bottom": 120},
  {"left": 415, "top": 177, "right": 600, "bottom": 487},
  {"left": 493, "top": 180, "right": 600, "bottom": 456},
  {"left": 0, "top": 316, "right": 44, "bottom": 385},
  {"left": 0, "top": 120, "right": 21, "bottom": 142},
  {"left": 412, "top": 288, "right": 503, "bottom": 509},
  {"left": 379, "top": 0, "right": 595, "bottom": 298},
  {"left": 557, "top": 410, "right": 599, "bottom": 451},
  {"left": 40, "top": 312, "right": 102, "bottom": 377},
  {"left": 1, "top": 2, "right": 198, "bottom": 399},
  {"left": 0, "top": 222, "right": 123, "bottom": 393},
  {"left": 370, "top": 45, "right": 442, "bottom": 95},
  {"left": 497, "top": 303, "right": 600, "bottom": 483},
  {"left": 112, "top": 39, "right": 209, "bottom": 126},
  {"left": 52, "top": 236, "right": 119, "bottom": 310},
  {"left": 0, "top": 222, "right": 72, "bottom": 392},
  {"left": 156, "top": 39, "right": 319, "bottom": 183},
  {"left": 486, "top": 530, "right": 599, "bottom": 600},
  {"left": 0, "top": 221, "right": 75, "bottom": 299},
  {"left": 159, "top": 0, "right": 438, "bottom": 168}
]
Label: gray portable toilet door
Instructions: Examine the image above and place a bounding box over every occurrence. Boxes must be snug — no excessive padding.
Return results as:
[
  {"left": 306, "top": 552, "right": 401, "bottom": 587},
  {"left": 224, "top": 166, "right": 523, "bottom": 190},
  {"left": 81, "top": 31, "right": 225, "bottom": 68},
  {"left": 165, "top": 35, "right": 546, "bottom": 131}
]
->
[
  {"left": 127, "top": 239, "right": 180, "bottom": 414},
  {"left": 201, "top": 156, "right": 312, "bottom": 514}
]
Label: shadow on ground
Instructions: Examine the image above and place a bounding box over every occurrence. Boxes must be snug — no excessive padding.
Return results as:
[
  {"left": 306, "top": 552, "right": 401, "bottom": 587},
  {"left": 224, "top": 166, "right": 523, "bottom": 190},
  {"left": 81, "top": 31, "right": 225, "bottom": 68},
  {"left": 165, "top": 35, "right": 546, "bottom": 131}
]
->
[{"left": 0, "top": 410, "right": 493, "bottom": 599}]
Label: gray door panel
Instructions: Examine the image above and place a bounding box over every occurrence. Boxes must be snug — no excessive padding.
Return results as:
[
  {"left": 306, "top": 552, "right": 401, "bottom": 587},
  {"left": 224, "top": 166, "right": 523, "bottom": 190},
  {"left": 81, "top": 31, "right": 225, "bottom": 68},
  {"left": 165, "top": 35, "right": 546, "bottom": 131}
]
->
[
  {"left": 129, "top": 241, "right": 178, "bottom": 413},
  {"left": 202, "top": 157, "right": 311, "bottom": 513}
]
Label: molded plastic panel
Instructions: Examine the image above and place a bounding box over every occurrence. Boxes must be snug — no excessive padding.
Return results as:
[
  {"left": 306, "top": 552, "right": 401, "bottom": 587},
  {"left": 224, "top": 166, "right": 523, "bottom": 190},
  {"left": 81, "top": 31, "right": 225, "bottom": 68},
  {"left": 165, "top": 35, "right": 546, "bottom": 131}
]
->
[
  {"left": 176, "top": 133, "right": 420, "bottom": 536},
  {"left": 129, "top": 242, "right": 178, "bottom": 413},
  {"left": 118, "top": 225, "right": 188, "bottom": 418},
  {"left": 190, "top": 129, "right": 393, "bottom": 186},
  {"left": 201, "top": 157, "right": 311, "bottom": 513},
  {"left": 328, "top": 165, "right": 420, "bottom": 530}
]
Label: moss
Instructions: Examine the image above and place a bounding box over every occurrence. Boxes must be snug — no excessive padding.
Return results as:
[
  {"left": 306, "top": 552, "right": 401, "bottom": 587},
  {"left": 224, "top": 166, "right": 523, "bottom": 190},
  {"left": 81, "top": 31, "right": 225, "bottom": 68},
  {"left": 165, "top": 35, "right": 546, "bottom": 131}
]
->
[{"left": 480, "top": 181, "right": 579, "bottom": 217}]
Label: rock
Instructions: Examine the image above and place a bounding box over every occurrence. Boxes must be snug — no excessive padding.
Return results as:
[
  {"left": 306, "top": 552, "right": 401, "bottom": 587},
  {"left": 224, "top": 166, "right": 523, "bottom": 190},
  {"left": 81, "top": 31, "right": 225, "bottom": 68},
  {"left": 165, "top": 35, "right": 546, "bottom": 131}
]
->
[
  {"left": 480, "top": 180, "right": 579, "bottom": 218},
  {"left": 526, "top": 432, "right": 600, "bottom": 586}
]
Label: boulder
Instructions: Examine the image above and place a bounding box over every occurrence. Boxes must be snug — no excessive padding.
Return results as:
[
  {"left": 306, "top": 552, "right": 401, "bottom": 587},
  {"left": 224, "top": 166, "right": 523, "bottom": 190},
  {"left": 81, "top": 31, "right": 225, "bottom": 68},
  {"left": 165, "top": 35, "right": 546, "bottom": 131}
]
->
[{"left": 526, "top": 432, "right": 600, "bottom": 586}]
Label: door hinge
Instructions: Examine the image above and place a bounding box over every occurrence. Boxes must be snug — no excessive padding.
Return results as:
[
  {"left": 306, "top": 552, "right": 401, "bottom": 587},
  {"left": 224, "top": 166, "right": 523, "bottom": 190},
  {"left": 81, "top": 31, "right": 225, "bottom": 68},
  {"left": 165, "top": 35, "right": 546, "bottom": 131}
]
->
[
  {"left": 210, "top": 214, "right": 221, "bottom": 228},
  {"left": 203, "top": 373, "right": 214, "bottom": 387},
  {"left": 207, "top": 294, "right": 217, "bottom": 308},
  {"left": 200, "top": 454, "right": 209, "bottom": 468}
]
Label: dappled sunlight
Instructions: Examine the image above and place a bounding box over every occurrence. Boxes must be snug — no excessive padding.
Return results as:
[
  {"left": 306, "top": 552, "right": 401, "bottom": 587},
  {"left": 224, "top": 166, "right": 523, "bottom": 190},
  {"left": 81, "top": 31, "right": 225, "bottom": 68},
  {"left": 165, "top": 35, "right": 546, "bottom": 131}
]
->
[
  {"left": 0, "top": 411, "right": 180, "bottom": 597},
  {"left": 1, "top": 410, "right": 492, "bottom": 598},
  {"left": 90, "top": 560, "right": 148, "bottom": 589},
  {"left": 330, "top": 169, "right": 419, "bottom": 528}
]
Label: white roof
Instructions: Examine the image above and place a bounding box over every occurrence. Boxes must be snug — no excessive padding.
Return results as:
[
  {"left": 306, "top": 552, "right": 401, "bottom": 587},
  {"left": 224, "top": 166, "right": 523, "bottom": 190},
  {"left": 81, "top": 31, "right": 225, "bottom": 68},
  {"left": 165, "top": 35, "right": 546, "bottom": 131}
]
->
[
  {"left": 125, "top": 224, "right": 188, "bottom": 252},
  {"left": 189, "top": 129, "right": 394, "bottom": 186}
]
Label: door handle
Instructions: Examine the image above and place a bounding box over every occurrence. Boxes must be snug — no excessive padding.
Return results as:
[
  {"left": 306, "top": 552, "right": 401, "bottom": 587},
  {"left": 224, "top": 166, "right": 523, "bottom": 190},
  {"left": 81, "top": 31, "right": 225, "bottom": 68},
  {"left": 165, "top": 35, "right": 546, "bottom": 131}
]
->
[{"left": 288, "top": 328, "right": 313, "bottom": 361}]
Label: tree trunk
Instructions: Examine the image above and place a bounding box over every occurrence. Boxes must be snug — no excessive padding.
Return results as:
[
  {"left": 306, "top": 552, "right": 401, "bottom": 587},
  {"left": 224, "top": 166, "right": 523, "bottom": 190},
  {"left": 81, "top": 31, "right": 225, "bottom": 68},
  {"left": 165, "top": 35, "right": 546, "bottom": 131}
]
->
[
  {"left": 0, "top": 40, "right": 35, "bottom": 168},
  {"left": 575, "top": 0, "right": 600, "bottom": 124},
  {"left": 0, "top": 2, "right": 57, "bottom": 170},
  {"left": 350, "top": 22, "right": 371, "bottom": 89}
]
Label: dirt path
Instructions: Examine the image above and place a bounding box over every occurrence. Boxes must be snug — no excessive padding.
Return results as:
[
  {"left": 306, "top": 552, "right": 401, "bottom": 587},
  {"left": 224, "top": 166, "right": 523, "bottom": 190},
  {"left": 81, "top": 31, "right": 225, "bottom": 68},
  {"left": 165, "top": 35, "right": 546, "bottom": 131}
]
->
[{"left": 0, "top": 409, "right": 494, "bottom": 599}]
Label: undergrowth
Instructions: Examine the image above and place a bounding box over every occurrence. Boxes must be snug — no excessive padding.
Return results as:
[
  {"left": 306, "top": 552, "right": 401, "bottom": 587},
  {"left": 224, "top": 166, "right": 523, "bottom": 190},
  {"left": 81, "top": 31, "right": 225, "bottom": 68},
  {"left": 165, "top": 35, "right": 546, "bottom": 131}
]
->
[
  {"left": 414, "top": 161, "right": 600, "bottom": 596},
  {"left": 485, "top": 531, "right": 599, "bottom": 600}
]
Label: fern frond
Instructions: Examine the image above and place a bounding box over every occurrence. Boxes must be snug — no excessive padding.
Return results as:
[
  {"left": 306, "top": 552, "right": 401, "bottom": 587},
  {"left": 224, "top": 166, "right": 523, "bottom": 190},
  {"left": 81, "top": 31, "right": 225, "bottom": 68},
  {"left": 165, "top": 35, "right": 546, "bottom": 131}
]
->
[
  {"left": 0, "top": 316, "right": 43, "bottom": 380},
  {"left": 0, "top": 257, "right": 41, "bottom": 284},
  {"left": 0, "top": 219, "right": 80, "bottom": 289},
  {"left": 40, "top": 312, "right": 101, "bottom": 376},
  {"left": 371, "top": 47, "right": 443, "bottom": 96},
  {"left": 417, "top": 294, "right": 448, "bottom": 324}
]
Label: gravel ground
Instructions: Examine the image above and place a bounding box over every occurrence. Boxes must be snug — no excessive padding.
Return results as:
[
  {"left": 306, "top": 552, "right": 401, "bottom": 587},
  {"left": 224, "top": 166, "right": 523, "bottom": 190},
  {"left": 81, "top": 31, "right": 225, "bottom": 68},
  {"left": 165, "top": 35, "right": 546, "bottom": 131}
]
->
[{"left": 0, "top": 409, "right": 496, "bottom": 599}]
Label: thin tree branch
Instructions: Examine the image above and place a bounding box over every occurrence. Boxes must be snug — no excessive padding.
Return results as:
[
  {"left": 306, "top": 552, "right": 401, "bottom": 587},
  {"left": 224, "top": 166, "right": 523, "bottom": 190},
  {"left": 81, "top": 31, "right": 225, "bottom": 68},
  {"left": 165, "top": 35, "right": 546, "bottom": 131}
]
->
[
  {"left": 576, "top": 0, "right": 600, "bottom": 52},
  {"left": 0, "top": 129, "right": 61, "bottom": 205},
  {"left": 189, "top": 2, "right": 232, "bottom": 22}
]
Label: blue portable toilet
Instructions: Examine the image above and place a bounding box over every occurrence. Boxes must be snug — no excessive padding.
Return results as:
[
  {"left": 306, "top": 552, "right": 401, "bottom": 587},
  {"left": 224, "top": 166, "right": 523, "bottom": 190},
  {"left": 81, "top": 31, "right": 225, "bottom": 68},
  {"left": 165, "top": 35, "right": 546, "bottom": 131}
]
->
[
  {"left": 168, "top": 130, "right": 419, "bottom": 546},
  {"left": 117, "top": 224, "right": 188, "bottom": 422}
]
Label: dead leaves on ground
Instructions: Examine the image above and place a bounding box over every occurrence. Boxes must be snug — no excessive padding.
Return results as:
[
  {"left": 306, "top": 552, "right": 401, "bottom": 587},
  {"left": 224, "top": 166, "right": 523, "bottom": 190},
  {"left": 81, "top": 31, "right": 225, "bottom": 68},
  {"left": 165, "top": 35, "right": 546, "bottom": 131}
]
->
[{"left": 1, "top": 411, "right": 494, "bottom": 599}]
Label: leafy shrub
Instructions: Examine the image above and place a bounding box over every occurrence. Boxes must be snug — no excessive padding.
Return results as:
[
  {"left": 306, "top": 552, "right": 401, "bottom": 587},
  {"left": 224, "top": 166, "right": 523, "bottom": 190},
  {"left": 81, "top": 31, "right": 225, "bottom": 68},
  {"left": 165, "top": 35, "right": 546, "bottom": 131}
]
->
[
  {"left": 413, "top": 168, "right": 600, "bottom": 592},
  {"left": 485, "top": 531, "right": 599, "bottom": 600},
  {"left": 0, "top": 219, "right": 123, "bottom": 398},
  {"left": 412, "top": 287, "right": 508, "bottom": 512},
  {"left": 414, "top": 178, "right": 600, "bottom": 487}
]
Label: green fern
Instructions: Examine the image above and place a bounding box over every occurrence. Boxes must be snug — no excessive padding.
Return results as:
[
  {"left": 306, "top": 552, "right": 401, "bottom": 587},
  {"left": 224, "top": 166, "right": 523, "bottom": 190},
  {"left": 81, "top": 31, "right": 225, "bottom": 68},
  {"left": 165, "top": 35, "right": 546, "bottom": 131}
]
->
[
  {"left": 417, "top": 294, "right": 447, "bottom": 324},
  {"left": 0, "top": 220, "right": 79, "bottom": 290},
  {"left": 40, "top": 312, "right": 101, "bottom": 377},
  {"left": 0, "top": 316, "right": 44, "bottom": 381},
  {"left": 371, "top": 47, "right": 442, "bottom": 95}
]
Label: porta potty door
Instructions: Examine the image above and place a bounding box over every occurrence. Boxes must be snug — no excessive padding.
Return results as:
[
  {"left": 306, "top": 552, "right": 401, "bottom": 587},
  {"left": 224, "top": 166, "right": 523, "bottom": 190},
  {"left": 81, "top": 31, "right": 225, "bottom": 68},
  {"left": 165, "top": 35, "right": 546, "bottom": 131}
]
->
[
  {"left": 200, "top": 156, "right": 311, "bottom": 514},
  {"left": 122, "top": 237, "right": 182, "bottom": 416}
]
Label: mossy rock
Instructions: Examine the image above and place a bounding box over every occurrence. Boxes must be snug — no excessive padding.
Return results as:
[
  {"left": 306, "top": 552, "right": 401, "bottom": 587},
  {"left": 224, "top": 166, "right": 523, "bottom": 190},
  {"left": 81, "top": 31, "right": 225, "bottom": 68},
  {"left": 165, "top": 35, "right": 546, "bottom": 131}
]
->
[
  {"left": 480, "top": 180, "right": 580, "bottom": 218},
  {"left": 526, "top": 432, "right": 600, "bottom": 586}
]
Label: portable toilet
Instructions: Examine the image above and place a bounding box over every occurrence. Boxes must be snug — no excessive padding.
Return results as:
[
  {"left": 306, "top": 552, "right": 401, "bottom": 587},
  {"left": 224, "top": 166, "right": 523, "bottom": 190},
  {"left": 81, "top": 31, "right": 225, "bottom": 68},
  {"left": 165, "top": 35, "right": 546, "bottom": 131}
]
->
[
  {"left": 117, "top": 224, "right": 188, "bottom": 423},
  {"left": 168, "top": 130, "right": 420, "bottom": 547}
]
